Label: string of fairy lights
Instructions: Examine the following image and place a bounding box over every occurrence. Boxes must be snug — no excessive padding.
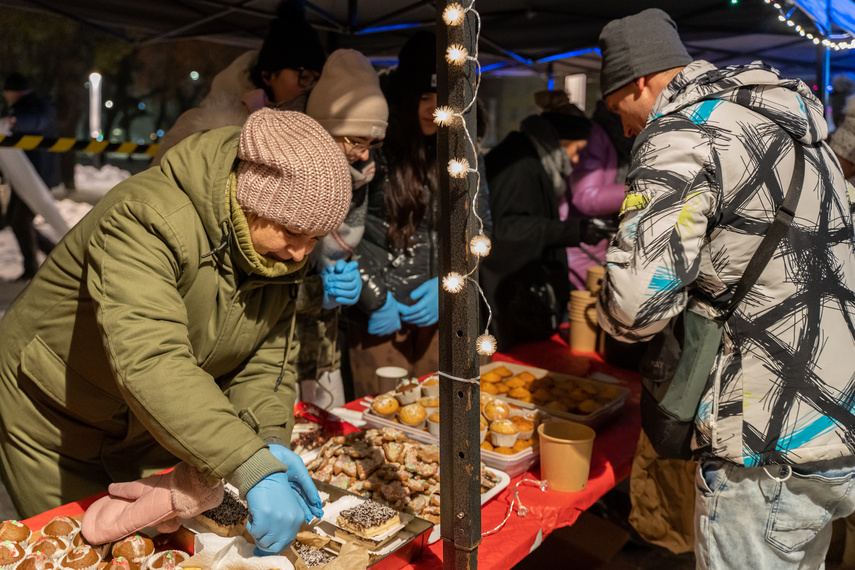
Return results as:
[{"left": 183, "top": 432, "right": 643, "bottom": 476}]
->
[
  {"left": 436, "top": 1, "right": 498, "bottom": 357},
  {"left": 763, "top": 0, "right": 855, "bottom": 49}
]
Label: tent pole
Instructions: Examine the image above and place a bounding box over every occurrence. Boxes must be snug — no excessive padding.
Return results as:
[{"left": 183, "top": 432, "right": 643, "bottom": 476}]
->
[{"left": 436, "top": 2, "right": 482, "bottom": 570}]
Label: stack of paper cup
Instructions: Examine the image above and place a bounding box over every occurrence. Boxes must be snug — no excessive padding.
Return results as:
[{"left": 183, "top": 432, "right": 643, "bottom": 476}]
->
[
  {"left": 586, "top": 265, "right": 606, "bottom": 295},
  {"left": 569, "top": 290, "right": 598, "bottom": 352}
]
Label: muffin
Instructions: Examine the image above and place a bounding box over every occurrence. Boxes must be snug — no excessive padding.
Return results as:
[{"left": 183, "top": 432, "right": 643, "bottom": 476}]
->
[
  {"left": 371, "top": 394, "right": 399, "bottom": 418},
  {"left": 491, "top": 365, "right": 514, "bottom": 378},
  {"left": 27, "top": 538, "right": 68, "bottom": 561},
  {"left": 0, "top": 540, "right": 25, "bottom": 569},
  {"left": 503, "top": 377, "right": 525, "bottom": 389},
  {"left": 418, "top": 396, "right": 439, "bottom": 410},
  {"left": 480, "top": 371, "right": 502, "bottom": 384},
  {"left": 480, "top": 440, "right": 494, "bottom": 451},
  {"left": 41, "top": 518, "right": 79, "bottom": 541},
  {"left": 489, "top": 419, "right": 519, "bottom": 447},
  {"left": 508, "top": 387, "right": 532, "bottom": 403},
  {"left": 493, "top": 446, "right": 515, "bottom": 455},
  {"left": 421, "top": 375, "right": 440, "bottom": 397},
  {"left": 479, "top": 421, "right": 488, "bottom": 444},
  {"left": 494, "top": 383, "right": 510, "bottom": 395},
  {"left": 103, "top": 557, "right": 139, "bottom": 570},
  {"left": 509, "top": 416, "right": 535, "bottom": 440},
  {"left": 59, "top": 545, "right": 99, "bottom": 570},
  {"left": 427, "top": 411, "right": 440, "bottom": 437},
  {"left": 111, "top": 535, "right": 153, "bottom": 564},
  {"left": 512, "top": 439, "right": 535, "bottom": 452},
  {"left": 17, "top": 551, "right": 56, "bottom": 570},
  {"left": 483, "top": 400, "right": 510, "bottom": 422},
  {"left": 0, "top": 521, "right": 30, "bottom": 546},
  {"left": 394, "top": 381, "right": 421, "bottom": 405},
  {"left": 479, "top": 381, "right": 498, "bottom": 395},
  {"left": 144, "top": 550, "right": 188, "bottom": 570},
  {"left": 397, "top": 403, "right": 427, "bottom": 429}
]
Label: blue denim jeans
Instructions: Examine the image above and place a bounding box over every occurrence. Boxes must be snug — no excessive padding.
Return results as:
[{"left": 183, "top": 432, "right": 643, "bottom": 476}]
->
[{"left": 695, "top": 457, "right": 855, "bottom": 569}]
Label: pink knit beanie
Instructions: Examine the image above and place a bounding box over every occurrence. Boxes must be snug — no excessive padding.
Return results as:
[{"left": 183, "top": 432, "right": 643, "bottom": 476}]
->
[{"left": 236, "top": 108, "right": 352, "bottom": 234}]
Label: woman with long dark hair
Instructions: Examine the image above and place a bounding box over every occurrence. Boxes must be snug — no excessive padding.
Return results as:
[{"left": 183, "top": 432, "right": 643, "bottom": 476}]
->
[{"left": 346, "top": 31, "right": 490, "bottom": 397}]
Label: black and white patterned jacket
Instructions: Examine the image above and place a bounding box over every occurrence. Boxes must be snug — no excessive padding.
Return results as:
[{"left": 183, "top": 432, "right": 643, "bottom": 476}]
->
[{"left": 598, "top": 60, "right": 855, "bottom": 467}]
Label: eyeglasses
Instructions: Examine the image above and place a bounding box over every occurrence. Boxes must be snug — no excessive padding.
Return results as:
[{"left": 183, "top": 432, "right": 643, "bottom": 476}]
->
[
  {"left": 343, "top": 136, "right": 384, "bottom": 153},
  {"left": 296, "top": 67, "right": 321, "bottom": 90}
]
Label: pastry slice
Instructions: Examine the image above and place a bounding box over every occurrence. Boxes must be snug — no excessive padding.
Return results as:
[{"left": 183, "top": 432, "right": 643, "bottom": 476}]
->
[{"left": 336, "top": 500, "right": 400, "bottom": 539}]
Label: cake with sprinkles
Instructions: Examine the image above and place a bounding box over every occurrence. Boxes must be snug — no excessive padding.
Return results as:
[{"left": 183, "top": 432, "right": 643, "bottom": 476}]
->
[
  {"left": 336, "top": 501, "right": 400, "bottom": 539},
  {"left": 293, "top": 542, "right": 335, "bottom": 568}
]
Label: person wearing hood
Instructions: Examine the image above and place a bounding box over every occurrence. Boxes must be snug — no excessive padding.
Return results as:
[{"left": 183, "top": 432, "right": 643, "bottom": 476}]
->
[
  {"left": 480, "top": 104, "right": 591, "bottom": 351},
  {"left": 151, "top": 0, "right": 326, "bottom": 165},
  {"left": 295, "top": 49, "right": 388, "bottom": 407},
  {"left": 596, "top": 9, "right": 855, "bottom": 568},
  {"left": 0, "top": 108, "right": 352, "bottom": 556}
]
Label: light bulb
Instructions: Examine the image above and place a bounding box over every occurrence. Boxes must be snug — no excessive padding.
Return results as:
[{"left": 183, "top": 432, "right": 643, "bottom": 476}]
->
[
  {"left": 469, "top": 235, "right": 491, "bottom": 257},
  {"left": 813, "top": 38, "right": 820, "bottom": 44},
  {"left": 777, "top": 15, "right": 785, "bottom": 21},
  {"left": 476, "top": 334, "right": 497, "bottom": 356},
  {"left": 443, "top": 3, "right": 465, "bottom": 25},
  {"left": 448, "top": 158, "right": 470, "bottom": 178},
  {"left": 442, "top": 272, "right": 465, "bottom": 293},
  {"left": 434, "top": 106, "right": 454, "bottom": 126},
  {"left": 446, "top": 44, "right": 468, "bottom": 65}
]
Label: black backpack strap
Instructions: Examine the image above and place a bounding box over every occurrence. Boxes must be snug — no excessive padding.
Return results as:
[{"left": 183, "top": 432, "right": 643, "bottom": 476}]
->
[{"left": 723, "top": 141, "right": 805, "bottom": 320}]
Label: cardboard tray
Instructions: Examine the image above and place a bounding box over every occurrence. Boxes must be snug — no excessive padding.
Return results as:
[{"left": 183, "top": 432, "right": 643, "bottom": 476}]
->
[
  {"left": 480, "top": 361, "right": 631, "bottom": 430},
  {"left": 312, "top": 479, "right": 434, "bottom": 570}
]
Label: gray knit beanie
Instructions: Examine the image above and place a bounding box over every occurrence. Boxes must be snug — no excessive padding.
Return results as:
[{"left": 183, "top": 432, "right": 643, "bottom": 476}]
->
[
  {"left": 598, "top": 8, "right": 692, "bottom": 97},
  {"left": 236, "top": 108, "right": 352, "bottom": 235},
  {"left": 306, "top": 49, "right": 388, "bottom": 140}
]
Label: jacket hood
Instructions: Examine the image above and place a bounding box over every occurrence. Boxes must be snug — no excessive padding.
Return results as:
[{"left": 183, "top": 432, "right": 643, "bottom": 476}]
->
[
  {"left": 650, "top": 60, "right": 828, "bottom": 144},
  {"left": 158, "top": 126, "right": 240, "bottom": 252}
]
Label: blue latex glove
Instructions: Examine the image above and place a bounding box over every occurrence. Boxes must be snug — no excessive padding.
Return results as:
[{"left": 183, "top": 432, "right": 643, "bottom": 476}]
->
[
  {"left": 321, "top": 260, "right": 363, "bottom": 310},
  {"left": 398, "top": 277, "right": 439, "bottom": 327},
  {"left": 245, "top": 473, "right": 307, "bottom": 556},
  {"left": 367, "top": 292, "right": 402, "bottom": 336},
  {"left": 268, "top": 444, "right": 324, "bottom": 519}
]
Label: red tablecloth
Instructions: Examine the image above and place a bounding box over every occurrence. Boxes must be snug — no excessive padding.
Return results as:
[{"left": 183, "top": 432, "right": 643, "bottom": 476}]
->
[
  {"left": 343, "top": 331, "right": 642, "bottom": 570},
  {"left": 21, "top": 332, "right": 641, "bottom": 570}
]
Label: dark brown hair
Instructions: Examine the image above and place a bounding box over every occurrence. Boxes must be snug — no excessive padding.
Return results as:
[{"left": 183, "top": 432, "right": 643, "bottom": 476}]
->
[{"left": 383, "top": 91, "right": 437, "bottom": 251}]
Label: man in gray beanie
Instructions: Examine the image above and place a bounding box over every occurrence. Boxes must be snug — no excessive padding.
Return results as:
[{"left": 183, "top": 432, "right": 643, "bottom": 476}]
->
[
  {"left": 0, "top": 109, "right": 351, "bottom": 556},
  {"left": 595, "top": 8, "right": 855, "bottom": 569}
]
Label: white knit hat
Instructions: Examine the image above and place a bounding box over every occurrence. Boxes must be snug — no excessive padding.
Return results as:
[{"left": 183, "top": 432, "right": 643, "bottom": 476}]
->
[
  {"left": 306, "top": 49, "right": 388, "bottom": 140},
  {"left": 831, "top": 97, "right": 855, "bottom": 166},
  {"left": 236, "top": 108, "right": 352, "bottom": 235}
]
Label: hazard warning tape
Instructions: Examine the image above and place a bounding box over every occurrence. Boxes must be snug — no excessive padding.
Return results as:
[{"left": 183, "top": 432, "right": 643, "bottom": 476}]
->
[{"left": 0, "top": 134, "right": 159, "bottom": 156}]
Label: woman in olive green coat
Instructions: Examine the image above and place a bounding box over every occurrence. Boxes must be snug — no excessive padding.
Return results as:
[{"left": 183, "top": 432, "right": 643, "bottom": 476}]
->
[{"left": 0, "top": 109, "right": 351, "bottom": 555}]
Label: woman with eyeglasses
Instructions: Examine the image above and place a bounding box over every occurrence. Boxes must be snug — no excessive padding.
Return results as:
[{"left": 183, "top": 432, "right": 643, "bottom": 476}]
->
[
  {"left": 151, "top": 0, "right": 325, "bottom": 166},
  {"left": 288, "top": 49, "right": 390, "bottom": 408},
  {"left": 344, "top": 31, "right": 491, "bottom": 398}
]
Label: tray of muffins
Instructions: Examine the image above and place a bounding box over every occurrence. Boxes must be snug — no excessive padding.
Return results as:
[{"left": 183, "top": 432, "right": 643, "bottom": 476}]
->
[
  {"left": 479, "top": 362, "right": 631, "bottom": 430},
  {"left": 0, "top": 516, "right": 193, "bottom": 570},
  {"left": 361, "top": 376, "right": 545, "bottom": 477}
]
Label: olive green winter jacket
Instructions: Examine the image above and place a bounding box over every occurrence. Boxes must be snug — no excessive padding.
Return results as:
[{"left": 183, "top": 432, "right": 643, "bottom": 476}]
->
[{"left": 0, "top": 126, "right": 304, "bottom": 497}]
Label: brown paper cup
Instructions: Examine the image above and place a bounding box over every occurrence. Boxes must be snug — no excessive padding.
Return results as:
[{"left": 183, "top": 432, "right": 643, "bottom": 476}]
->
[
  {"left": 586, "top": 265, "right": 606, "bottom": 295},
  {"left": 375, "top": 366, "right": 408, "bottom": 394},
  {"left": 569, "top": 298, "right": 598, "bottom": 352},
  {"left": 538, "top": 420, "right": 595, "bottom": 492}
]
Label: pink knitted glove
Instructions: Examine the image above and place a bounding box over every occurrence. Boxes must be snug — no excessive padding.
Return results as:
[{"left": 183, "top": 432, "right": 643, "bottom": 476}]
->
[{"left": 81, "top": 462, "right": 223, "bottom": 544}]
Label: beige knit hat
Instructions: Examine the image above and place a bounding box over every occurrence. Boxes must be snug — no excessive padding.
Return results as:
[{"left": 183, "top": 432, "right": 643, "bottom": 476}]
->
[
  {"left": 306, "top": 49, "right": 388, "bottom": 140},
  {"left": 236, "top": 108, "right": 352, "bottom": 234}
]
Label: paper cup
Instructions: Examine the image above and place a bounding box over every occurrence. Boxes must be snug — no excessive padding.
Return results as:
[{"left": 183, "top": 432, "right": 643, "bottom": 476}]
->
[
  {"left": 538, "top": 420, "right": 595, "bottom": 492},
  {"left": 421, "top": 375, "right": 440, "bottom": 398},
  {"left": 586, "top": 265, "right": 606, "bottom": 295},
  {"left": 569, "top": 292, "right": 598, "bottom": 352},
  {"left": 375, "top": 366, "right": 408, "bottom": 395}
]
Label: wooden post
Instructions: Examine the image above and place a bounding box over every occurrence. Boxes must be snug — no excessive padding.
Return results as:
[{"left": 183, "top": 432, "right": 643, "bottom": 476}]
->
[{"left": 436, "top": 2, "right": 481, "bottom": 569}]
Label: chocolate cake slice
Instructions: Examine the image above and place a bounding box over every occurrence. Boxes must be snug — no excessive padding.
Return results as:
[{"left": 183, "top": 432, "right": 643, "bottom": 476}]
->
[
  {"left": 195, "top": 489, "right": 249, "bottom": 538},
  {"left": 336, "top": 501, "right": 400, "bottom": 539}
]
